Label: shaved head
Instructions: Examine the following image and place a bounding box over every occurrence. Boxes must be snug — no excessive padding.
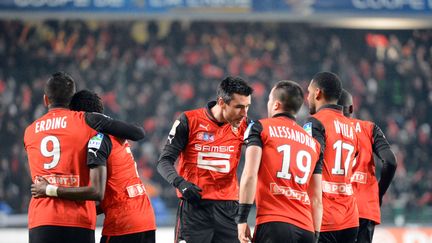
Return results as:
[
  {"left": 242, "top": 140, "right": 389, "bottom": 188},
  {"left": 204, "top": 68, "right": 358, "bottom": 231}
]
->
[{"left": 337, "top": 89, "right": 353, "bottom": 117}]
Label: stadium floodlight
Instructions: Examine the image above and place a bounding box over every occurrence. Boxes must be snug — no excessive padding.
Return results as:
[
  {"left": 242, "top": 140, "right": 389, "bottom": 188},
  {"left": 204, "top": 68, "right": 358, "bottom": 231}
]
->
[{"left": 317, "top": 17, "right": 432, "bottom": 29}]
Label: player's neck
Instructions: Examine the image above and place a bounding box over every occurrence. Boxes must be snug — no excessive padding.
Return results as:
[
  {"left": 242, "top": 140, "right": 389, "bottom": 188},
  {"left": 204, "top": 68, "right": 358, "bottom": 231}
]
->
[
  {"left": 210, "top": 104, "right": 226, "bottom": 124},
  {"left": 316, "top": 99, "right": 337, "bottom": 111},
  {"left": 48, "top": 104, "right": 69, "bottom": 111},
  {"left": 273, "top": 110, "right": 295, "bottom": 118}
]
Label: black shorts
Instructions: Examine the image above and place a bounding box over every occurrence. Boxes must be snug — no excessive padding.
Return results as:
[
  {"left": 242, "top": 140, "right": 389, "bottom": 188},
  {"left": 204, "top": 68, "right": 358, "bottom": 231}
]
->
[
  {"left": 29, "top": 225, "right": 95, "bottom": 243},
  {"left": 175, "top": 199, "right": 239, "bottom": 243},
  {"left": 357, "top": 218, "right": 376, "bottom": 243},
  {"left": 100, "top": 230, "right": 155, "bottom": 243},
  {"left": 254, "top": 222, "right": 315, "bottom": 243},
  {"left": 319, "top": 227, "right": 358, "bottom": 243}
]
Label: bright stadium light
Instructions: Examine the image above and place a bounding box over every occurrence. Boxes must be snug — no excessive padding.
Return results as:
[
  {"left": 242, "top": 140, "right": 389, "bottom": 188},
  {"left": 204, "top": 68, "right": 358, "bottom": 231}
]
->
[{"left": 318, "top": 17, "right": 432, "bottom": 29}]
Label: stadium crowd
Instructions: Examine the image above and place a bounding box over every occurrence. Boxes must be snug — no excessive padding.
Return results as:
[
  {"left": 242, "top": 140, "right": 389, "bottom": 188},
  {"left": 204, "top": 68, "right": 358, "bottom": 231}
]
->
[{"left": 0, "top": 20, "right": 431, "bottom": 224}]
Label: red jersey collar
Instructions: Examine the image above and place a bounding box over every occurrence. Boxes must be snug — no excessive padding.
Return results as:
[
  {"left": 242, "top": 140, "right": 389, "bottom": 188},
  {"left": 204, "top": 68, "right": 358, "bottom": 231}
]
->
[
  {"left": 272, "top": 112, "right": 296, "bottom": 121},
  {"left": 48, "top": 107, "right": 70, "bottom": 112},
  {"left": 316, "top": 104, "right": 343, "bottom": 114}
]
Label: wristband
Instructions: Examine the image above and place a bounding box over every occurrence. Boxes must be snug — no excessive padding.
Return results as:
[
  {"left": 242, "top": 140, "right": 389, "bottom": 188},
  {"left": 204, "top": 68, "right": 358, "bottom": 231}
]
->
[
  {"left": 235, "top": 203, "right": 252, "bottom": 224},
  {"left": 46, "top": 185, "right": 58, "bottom": 197}
]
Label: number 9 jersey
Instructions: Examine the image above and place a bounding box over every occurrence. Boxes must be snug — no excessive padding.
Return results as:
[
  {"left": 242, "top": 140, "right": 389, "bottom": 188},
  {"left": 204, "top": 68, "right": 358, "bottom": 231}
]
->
[{"left": 24, "top": 108, "right": 97, "bottom": 230}]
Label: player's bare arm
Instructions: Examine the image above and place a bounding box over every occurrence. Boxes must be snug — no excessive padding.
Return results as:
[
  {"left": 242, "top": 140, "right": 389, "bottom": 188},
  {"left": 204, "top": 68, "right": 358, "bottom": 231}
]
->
[
  {"left": 31, "top": 165, "right": 106, "bottom": 201},
  {"left": 31, "top": 133, "right": 112, "bottom": 201},
  {"left": 237, "top": 145, "right": 262, "bottom": 243},
  {"left": 308, "top": 173, "right": 323, "bottom": 240}
]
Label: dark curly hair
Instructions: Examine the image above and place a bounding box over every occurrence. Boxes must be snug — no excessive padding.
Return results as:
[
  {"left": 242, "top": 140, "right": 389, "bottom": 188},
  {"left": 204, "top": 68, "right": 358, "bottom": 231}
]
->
[
  {"left": 69, "top": 89, "right": 104, "bottom": 113},
  {"left": 311, "top": 71, "right": 342, "bottom": 102}
]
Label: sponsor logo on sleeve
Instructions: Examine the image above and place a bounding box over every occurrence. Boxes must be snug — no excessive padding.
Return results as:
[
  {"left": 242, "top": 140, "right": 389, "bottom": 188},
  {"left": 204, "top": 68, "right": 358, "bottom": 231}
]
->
[
  {"left": 88, "top": 133, "right": 103, "bottom": 149},
  {"left": 303, "top": 122, "right": 312, "bottom": 136}
]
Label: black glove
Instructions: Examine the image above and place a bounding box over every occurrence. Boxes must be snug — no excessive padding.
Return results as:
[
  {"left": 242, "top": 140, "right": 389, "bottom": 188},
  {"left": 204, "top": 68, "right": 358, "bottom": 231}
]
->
[{"left": 173, "top": 177, "right": 202, "bottom": 204}]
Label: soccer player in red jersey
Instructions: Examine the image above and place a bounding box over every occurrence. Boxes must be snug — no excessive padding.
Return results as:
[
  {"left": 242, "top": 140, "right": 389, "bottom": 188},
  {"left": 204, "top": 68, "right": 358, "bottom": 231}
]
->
[
  {"left": 338, "top": 89, "right": 397, "bottom": 243},
  {"left": 237, "top": 80, "right": 323, "bottom": 243},
  {"left": 157, "top": 76, "right": 253, "bottom": 243},
  {"left": 32, "top": 90, "right": 156, "bottom": 243},
  {"left": 304, "top": 72, "right": 360, "bottom": 243},
  {"left": 24, "top": 72, "right": 145, "bottom": 243}
]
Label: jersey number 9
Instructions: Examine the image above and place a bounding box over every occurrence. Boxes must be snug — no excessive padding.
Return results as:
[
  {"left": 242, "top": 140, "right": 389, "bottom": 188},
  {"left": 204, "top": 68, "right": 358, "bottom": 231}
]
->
[{"left": 40, "top": 135, "right": 61, "bottom": 169}]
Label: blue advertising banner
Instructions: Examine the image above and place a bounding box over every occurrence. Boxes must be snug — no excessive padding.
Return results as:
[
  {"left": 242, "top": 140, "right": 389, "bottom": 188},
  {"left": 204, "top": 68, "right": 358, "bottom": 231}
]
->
[
  {"left": 1, "top": 0, "right": 431, "bottom": 14},
  {"left": 0, "top": 0, "right": 146, "bottom": 11},
  {"left": 146, "top": 0, "right": 250, "bottom": 12},
  {"left": 0, "top": 0, "right": 250, "bottom": 12},
  {"left": 253, "top": 0, "right": 432, "bottom": 13}
]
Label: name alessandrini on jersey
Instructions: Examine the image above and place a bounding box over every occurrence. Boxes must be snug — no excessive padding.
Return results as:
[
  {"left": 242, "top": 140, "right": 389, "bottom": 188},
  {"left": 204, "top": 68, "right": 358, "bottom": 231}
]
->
[{"left": 268, "top": 125, "right": 317, "bottom": 152}]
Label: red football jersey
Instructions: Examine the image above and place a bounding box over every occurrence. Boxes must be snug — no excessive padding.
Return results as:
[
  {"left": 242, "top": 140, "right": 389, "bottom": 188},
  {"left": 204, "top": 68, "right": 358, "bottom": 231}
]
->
[
  {"left": 176, "top": 107, "right": 246, "bottom": 200},
  {"left": 252, "top": 116, "right": 321, "bottom": 232},
  {"left": 100, "top": 136, "right": 156, "bottom": 236},
  {"left": 351, "top": 119, "right": 381, "bottom": 224},
  {"left": 311, "top": 107, "right": 359, "bottom": 231},
  {"left": 24, "top": 108, "right": 97, "bottom": 229}
]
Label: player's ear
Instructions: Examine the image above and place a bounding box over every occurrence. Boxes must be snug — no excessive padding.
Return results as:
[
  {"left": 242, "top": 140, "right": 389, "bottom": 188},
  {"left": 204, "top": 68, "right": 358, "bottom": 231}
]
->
[
  {"left": 43, "top": 95, "right": 49, "bottom": 107},
  {"left": 274, "top": 100, "right": 281, "bottom": 112},
  {"left": 349, "top": 105, "right": 353, "bottom": 115},
  {"left": 315, "top": 88, "right": 322, "bottom": 100},
  {"left": 217, "top": 97, "right": 225, "bottom": 107}
]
